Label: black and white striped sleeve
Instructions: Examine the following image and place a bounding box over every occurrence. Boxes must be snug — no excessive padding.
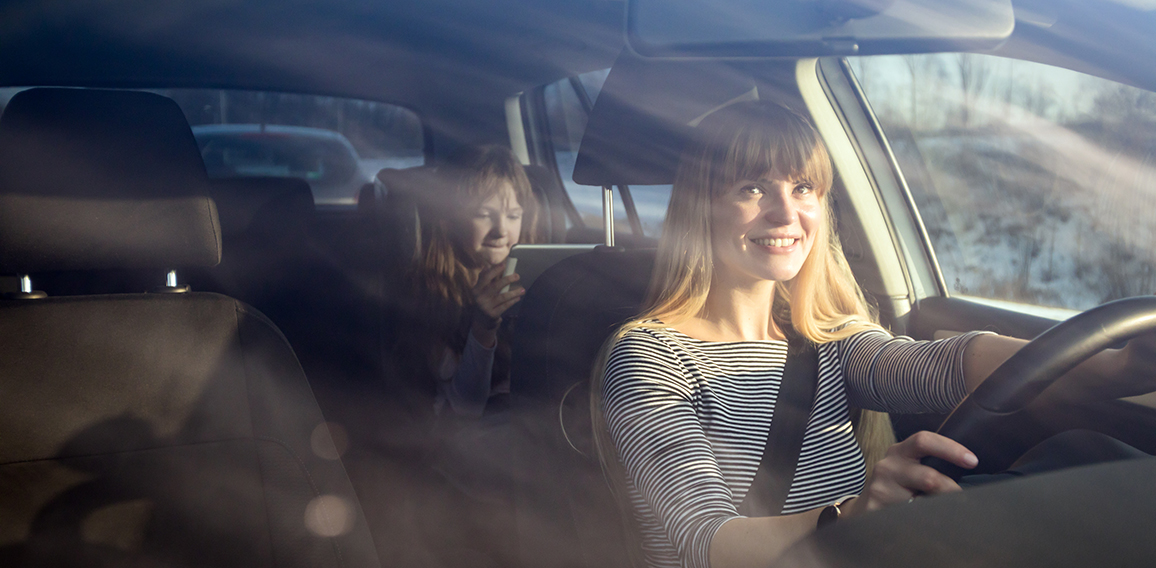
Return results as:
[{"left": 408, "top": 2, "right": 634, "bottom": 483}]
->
[
  {"left": 838, "top": 329, "right": 992, "bottom": 414},
  {"left": 602, "top": 328, "right": 738, "bottom": 568}
]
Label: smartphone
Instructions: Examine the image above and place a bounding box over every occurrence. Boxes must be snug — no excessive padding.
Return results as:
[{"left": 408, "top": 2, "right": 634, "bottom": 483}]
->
[{"left": 500, "top": 257, "right": 518, "bottom": 294}]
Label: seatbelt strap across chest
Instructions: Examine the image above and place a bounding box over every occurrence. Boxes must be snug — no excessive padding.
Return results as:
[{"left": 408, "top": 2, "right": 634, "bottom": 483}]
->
[{"left": 737, "top": 340, "right": 819, "bottom": 517}]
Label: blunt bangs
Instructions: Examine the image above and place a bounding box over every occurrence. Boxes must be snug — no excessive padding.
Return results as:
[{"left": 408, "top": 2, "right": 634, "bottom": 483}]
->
[
  {"left": 445, "top": 145, "right": 534, "bottom": 213},
  {"left": 697, "top": 102, "right": 833, "bottom": 199}
]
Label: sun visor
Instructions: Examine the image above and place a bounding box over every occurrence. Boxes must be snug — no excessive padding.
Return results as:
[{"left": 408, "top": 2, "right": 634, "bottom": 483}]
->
[
  {"left": 627, "top": 0, "right": 1015, "bottom": 58},
  {"left": 572, "top": 52, "right": 778, "bottom": 187}
]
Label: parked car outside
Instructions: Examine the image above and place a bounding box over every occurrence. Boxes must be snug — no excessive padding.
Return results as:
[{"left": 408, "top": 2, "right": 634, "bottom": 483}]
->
[{"left": 193, "top": 123, "right": 375, "bottom": 206}]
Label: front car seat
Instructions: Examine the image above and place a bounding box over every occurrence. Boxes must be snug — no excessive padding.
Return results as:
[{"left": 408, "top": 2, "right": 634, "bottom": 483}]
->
[
  {"left": 0, "top": 88, "right": 381, "bottom": 568},
  {"left": 508, "top": 247, "right": 656, "bottom": 568}
]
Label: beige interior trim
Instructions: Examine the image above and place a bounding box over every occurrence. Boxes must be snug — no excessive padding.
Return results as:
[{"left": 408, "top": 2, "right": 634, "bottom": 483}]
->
[
  {"left": 795, "top": 58, "right": 912, "bottom": 319},
  {"left": 506, "top": 94, "right": 531, "bottom": 165}
]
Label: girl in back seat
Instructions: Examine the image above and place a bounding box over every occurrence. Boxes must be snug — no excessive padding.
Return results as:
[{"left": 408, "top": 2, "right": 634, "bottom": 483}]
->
[{"left": 406, "top": 144, "right": 539, "bottom": 418}]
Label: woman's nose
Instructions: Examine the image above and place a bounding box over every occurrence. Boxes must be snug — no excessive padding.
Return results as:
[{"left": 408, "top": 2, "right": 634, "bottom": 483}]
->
[{"left": 762, "top": 184, "right": 798, "bottom": 225}]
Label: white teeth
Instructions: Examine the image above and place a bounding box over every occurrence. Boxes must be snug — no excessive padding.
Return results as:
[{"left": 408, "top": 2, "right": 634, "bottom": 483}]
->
[{"left": 752, "top": 237, "right": 796, "bottom": 247}]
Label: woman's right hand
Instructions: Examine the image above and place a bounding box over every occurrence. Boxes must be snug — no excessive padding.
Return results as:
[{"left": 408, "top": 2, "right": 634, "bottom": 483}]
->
[
  {"left": 470, "top": 263, "right": 524, "bottom": 344},
  {"left": 844, "top": 430, "right": 978, "bottom": 516}
]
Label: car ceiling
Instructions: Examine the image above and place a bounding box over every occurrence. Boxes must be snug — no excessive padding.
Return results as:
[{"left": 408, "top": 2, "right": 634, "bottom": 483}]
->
[
  {"left": 1, "top": 0, "right": 1155, "bottom": 120},
  {"left": 0, "top": 0, "right": 626, "bottom": 114}
]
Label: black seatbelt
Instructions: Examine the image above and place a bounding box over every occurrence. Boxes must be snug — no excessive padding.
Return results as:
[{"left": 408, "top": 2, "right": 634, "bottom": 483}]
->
[{"left": 737, "top": 339, "right": 818, "bottom": 517}]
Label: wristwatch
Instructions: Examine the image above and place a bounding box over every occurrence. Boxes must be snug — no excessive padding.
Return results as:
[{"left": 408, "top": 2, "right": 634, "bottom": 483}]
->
[{"left": 816, "top": 497, "right": 855, "bottom": 529}]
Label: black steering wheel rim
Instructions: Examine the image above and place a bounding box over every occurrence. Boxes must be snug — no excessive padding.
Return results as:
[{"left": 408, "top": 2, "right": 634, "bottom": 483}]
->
[{"left": 923, "top": 295, "right": 1156, "bottom": 479}]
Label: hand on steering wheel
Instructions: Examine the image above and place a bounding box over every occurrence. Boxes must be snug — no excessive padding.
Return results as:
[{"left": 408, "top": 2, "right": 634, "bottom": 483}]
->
[
  {"left": 845, "top": 431, "right": 978, "bottom": 517},
  {"left": 925, "top": 296, "right": 1156, "bottom": 480}
]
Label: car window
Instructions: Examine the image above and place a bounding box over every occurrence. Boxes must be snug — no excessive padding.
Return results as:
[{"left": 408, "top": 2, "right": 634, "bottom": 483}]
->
[
  {"left": 849, "top": 54, "right": 1156, "bottom": 313},
  {"left": 0, "top": 88, "right": 424, "bottom": 208},
  {"left": 197, "top": 128, "right": 360, "bottom": 185},
  {"left": 543, "top": 70, "right": 673, "bottom": 239}
]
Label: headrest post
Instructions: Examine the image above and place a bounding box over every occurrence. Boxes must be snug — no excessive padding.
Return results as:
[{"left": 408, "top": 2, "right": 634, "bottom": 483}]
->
[
  {"left": 5, "top": 274, "right": 46, "bottom": 299},
  {"left": 149, "top": 269, "right": 189, "bottom": 294},
  {"left": 602, "top": 185, "right": 616, "bottom": 247}
]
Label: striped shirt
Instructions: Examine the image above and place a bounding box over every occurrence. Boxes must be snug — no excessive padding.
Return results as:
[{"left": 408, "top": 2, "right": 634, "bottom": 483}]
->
[{"left": 602, "top": 326, "right": 987, "bottom": 568}]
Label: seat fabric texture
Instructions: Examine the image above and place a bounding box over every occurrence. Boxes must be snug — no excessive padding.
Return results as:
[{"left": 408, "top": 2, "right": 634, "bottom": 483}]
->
[
  {"left": 0, "top": 88, "right": 381, "bottom": 568},
  {"left": 185, "top": 176, "right": 317, "bottom": 326}
]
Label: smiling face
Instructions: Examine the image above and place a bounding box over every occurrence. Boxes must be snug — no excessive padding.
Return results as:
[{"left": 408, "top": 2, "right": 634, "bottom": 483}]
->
[
  {"left": 460, "top": 181, "right": 524, "bottom": 267},
  {"left": 710, "top": 175, "right": 822, "bottom": 285}
]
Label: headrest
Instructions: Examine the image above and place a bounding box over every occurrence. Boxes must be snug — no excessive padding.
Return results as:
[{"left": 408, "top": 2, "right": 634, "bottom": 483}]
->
[
  {"left": 375, "top": 166, "right": 443, "bottom": 199},
  {"left": 0, "top": 88, "right": 221, "bottom": 273},
  {"left": 208, "top": 177, "right": 314, "bottom": 239},
  {"left": 510, "top": 248, "right": 656, "bottom": 404},
  {"left": 573, "top": 51, "right": 789, "bottom": 186}
]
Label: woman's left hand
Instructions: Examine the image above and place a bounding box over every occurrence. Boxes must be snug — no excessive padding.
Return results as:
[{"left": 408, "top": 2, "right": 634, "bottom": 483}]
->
[{"left": 843, "top": 430, "right": 978, "bottom": 517}]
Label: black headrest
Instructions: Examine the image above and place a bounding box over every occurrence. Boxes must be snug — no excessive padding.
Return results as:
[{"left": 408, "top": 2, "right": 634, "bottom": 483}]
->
[
  {"left": 365, "top": 166, "right": 444, "bottom": 262},
  {"left": 208, "top": 177, "right": 314, "bottom": 239},
  {"left": 0, "top": 88, "right": 221, "bottom": 273},
  {"left": 510, "top": 248, "right": 657, "bottom": 404}
]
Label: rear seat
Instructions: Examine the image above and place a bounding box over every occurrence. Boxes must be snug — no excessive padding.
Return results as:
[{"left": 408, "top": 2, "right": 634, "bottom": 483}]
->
[{"left": 185, "top": 176, "right": 315, "bottom": 324}]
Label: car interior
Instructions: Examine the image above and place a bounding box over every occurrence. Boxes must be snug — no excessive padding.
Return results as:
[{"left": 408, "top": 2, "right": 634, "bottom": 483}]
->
[{"left": 2, "top": 0, "right": 1156, "bottom": 567}]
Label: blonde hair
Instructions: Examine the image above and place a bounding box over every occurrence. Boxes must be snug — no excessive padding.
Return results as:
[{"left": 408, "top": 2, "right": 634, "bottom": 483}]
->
[{"left": 591, "top": 103, "right": 893, "bottom": 531}]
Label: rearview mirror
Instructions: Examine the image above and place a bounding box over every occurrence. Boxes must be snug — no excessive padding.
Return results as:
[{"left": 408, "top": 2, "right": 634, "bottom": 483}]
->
[{"left": 627, "top": 0, "right": 1015, "bottom": 57}]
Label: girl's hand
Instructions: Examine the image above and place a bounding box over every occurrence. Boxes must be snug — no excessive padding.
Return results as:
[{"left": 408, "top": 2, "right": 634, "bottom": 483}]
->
[
  {"left": 470, "top": 263, "right": 524, "bottom": 341},
  {"left": 844, "top": 431, "right": 978, "bottom": 517}
]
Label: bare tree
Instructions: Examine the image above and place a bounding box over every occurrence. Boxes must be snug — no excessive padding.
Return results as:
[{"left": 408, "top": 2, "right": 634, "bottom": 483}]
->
[
  {"left": 902, "top": 55, "right": 919, "bottom": 128},
  {"left": 955, "top": 53, "right": 991, "bottom": 127},
  {"left": 1092, "top": 83, "right": 1156, "bottom": 123}
]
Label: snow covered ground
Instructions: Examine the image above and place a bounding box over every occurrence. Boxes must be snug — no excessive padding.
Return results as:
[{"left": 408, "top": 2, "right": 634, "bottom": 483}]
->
[{"left": 894, "top": 130, "right": 1156, "bottom": 312}]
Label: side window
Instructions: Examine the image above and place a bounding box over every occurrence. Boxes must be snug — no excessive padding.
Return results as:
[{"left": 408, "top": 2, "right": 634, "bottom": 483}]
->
[
  {"left": 164, "top": 90, "right": 424, "bottom": 207},
  {"left": 849, "top": 54, "right": 1156, "bottom": 312},
  {"left": 541, "top": 70, "right": 673, "bottom": 240}
]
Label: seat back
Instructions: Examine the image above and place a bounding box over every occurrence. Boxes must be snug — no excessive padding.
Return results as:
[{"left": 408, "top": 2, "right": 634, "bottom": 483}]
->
[
  {"left": 508, "top": 247, "right": 655, "bottom": 568},
  {"left": 0, "top": 88, "right": 380, "bottom": 568},
  {"left": 186, "top": 176, "right": 316, "bottom": 326}
]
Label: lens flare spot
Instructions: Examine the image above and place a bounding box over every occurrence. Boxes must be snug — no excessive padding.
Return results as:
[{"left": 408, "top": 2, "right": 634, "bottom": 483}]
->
[
  {"left": 304, "top": 494, "right": 353, "bottom": 537},
  {"left": 311, "top": 422, "right": 349, "bottom": 460}
]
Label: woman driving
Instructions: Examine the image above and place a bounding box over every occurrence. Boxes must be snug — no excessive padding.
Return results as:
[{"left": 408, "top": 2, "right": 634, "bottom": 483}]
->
[{"left": 592, "top": 101, "right": 1154, "bottom": 568}]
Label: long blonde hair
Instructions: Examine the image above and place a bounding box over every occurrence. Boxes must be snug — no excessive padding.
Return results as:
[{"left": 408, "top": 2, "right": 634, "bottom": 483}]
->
[{"left": 591, "top": 103, "right": 894, "bottom": 528}]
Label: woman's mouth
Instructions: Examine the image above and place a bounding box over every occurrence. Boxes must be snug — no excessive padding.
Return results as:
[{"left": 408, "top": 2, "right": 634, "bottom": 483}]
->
[{"left": 750, "top": 237, "right": 798, "bottom": 248}]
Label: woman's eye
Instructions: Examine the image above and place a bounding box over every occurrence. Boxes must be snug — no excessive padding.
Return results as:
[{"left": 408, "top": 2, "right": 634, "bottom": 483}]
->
[
  {"left": 794, "top": 183, "right": 814, "bottom": 195},
  {"left": 508, "top": 214, "right": 522, "bottom": 222},
  {"left": 741, "top": 184, "right": 763, "bottom": 196}
]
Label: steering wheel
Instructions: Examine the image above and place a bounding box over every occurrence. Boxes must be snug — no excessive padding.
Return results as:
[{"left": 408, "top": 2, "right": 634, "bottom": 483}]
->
[{"left": 922, "top": 295, "right": 1156, "bottom": 480}]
